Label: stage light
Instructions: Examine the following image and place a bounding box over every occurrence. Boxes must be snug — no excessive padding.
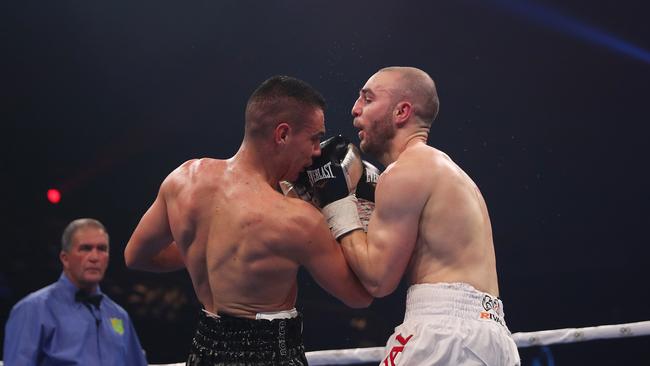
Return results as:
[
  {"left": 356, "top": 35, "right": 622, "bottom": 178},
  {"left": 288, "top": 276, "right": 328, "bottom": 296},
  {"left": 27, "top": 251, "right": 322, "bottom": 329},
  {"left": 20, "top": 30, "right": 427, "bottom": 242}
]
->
[
  {"left": 47, "top": 189, "right": 61, "bottom": 204},
  {"left": 494, "top": 0, "right": 650, "bottom": 64}
]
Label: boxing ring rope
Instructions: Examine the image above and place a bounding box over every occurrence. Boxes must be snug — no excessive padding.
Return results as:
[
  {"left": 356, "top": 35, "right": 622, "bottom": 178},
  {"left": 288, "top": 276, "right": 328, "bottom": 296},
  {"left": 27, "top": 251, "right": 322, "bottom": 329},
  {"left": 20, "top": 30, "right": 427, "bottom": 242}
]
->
[
  {"left": 145, "top": 320, "right": 650, "bottom": 366},
  {"left": 305, "top": 320, "right": 650, "bottom": 365},
  {"left": 1, "top": 321, "right": 647, "bottom": 366},
  {"left": 510, "top": 320, "right": 650, "bottom": 347}
]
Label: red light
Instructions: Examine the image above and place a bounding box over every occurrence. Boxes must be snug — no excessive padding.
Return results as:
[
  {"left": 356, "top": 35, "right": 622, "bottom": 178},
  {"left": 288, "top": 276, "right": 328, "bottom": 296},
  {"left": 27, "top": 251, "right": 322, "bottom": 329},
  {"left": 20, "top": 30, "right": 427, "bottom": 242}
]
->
[{"left": 47, "top": 189, "right": 61, "bottom": 204}]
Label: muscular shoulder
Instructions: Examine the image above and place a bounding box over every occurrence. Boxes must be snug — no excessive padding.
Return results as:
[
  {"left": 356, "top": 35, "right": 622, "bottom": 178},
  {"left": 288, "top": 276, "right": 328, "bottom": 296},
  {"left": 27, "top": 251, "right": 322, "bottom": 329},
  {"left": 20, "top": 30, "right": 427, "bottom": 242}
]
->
[
  {"left": 270, "top": 195, "right": 332, "bottom": 251},
  {"left": 162, "top": 158, "right": 226, "bottom": 193},
  {"left": 169, "top": 158, "right": 226, "bottom": 182},
  {"left": 394, "top": 145, "right": 468, "bottom": 185},
  {"left": 275, "top": 197, "right": 337, "bottom": 262},
  {"left": 379, "top": 144, "right": 467, "bottom": 208},
  {"left": 381, "top": 145, "right": 438, "bottom": 188},
  {"left": 280, "top": 196, "right": 324, "bottom": 233}
]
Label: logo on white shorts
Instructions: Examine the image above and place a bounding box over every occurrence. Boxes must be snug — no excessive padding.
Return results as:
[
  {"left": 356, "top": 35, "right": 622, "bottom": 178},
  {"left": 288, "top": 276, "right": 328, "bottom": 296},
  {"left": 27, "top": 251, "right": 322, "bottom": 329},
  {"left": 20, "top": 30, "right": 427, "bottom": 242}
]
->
[
  {"left": 382, "top": 334, "right": 413, "bottom": 366},
  {"left": 481, "top": 295, "right": 500, "bottom": 313},
  {"left": 480, "top": 295, "right": 504, "bottom": 326}
]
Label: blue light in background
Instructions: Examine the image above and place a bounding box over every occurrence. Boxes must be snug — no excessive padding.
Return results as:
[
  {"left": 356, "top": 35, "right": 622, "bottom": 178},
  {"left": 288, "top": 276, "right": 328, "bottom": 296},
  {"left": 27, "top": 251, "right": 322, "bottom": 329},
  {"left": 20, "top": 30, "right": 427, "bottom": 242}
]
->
[{"left": 492, "top": 0, "right": 650, "bottom": 64}]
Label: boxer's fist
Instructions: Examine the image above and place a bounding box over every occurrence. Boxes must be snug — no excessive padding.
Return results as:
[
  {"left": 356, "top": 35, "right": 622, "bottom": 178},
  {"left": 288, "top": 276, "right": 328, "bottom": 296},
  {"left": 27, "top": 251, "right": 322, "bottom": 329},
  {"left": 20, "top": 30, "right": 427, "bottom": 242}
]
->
[
  {"left": 306, "top": 135, "right": 363, "bottom": 208},
  {"left": 300, "top": 135, "right": 364, "bottom": 239}
]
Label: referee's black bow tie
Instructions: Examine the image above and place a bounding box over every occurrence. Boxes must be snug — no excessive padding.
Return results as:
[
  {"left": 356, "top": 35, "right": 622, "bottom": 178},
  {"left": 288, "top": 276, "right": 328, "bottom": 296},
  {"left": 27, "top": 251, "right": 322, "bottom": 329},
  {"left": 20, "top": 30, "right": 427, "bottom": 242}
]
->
[{"left": 75, "top": 290, "right": 103, "bottom": 309}]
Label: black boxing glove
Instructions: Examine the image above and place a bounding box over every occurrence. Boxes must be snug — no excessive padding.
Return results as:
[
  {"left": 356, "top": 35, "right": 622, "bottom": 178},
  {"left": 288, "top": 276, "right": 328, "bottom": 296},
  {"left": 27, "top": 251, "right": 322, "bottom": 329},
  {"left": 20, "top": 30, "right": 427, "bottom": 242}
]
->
[
  {"left": 280, "top": 135, "right": 356, "bottom": 205},
  {"left": 307, "top": 135, "right": 362, "bottom": 206},
  {"left": 305, "top": 135, "right": 364, "bottom": 238},
  {"left": 356, "top": 160, "right": 381, "bottom": 232}
]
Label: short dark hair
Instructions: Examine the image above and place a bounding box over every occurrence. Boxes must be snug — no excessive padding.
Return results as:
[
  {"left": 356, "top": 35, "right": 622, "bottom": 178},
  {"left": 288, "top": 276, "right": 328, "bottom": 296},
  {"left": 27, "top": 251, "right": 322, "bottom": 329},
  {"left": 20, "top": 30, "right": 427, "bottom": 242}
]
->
[
  {"left": 61, "top": 218, "right": 109, "bottom": 252},
  {"left": 244, "top": 75, "right": 326, "bottom": 139}
]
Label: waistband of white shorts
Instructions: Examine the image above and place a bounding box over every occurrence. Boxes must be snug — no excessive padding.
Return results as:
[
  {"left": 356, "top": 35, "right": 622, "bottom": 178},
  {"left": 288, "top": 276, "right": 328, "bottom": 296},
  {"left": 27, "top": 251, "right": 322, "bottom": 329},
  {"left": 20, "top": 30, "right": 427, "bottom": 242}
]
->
[
  {"left": 404, "top": 283, "right": 507, "bottom": 327},
  {"left": 255, "top": 308, "right": 298, "bottom": 320},
  {"left": 202, "top": 308, "right": 299, "bottom": 321}
]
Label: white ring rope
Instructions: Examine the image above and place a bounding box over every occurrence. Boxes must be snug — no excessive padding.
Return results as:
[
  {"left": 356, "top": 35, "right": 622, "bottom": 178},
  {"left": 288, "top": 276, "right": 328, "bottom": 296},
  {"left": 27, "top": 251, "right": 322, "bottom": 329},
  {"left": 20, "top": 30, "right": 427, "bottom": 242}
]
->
[
  {"left": 511, "top": 320, "right": 650, "bottom": 347},
  {"left": 304, "top": 320, "right": 650, "bottom": 365},
  {"left": 2, "top": 321, "right": 648, "bottom": 366}
]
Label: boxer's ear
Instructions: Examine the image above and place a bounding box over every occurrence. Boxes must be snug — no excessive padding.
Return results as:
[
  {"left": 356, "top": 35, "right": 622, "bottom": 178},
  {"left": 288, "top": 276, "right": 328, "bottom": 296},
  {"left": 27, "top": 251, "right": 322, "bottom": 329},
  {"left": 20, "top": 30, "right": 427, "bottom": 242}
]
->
[
  {"left": 275, "top": 122, "right": 291, "bottom": 145},
  {"left": 394, "top": 101, "right": 412, "bottom": 127}
]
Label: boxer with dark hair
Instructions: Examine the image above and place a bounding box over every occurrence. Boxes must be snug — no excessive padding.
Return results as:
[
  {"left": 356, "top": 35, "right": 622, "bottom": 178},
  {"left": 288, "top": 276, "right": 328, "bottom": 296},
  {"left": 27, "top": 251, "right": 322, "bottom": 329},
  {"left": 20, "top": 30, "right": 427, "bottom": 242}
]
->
[{"left": 125, "top": 75, "right": 371, "bottom": 365}]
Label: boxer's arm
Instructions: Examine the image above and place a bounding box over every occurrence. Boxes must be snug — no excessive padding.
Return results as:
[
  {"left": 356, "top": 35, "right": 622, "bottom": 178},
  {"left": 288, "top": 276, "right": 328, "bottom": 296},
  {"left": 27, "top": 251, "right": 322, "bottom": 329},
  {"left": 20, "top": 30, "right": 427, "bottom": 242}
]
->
[
  {"left": 340, "top": 163, "right": 424, "bottom": 297},
  {"left": 293, "top": 203, "right": 372, "bottom": 308},
  {"left": 125, "top": 179, "right": 185, "bottom": 272}
]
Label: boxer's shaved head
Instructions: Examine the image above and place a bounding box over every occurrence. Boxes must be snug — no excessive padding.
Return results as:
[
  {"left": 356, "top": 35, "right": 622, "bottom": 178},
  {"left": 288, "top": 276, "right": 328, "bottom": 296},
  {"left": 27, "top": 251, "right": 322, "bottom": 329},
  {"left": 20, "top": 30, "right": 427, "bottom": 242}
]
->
[{"left": 245, "top": 75, "right": 326, "bottom": 140}]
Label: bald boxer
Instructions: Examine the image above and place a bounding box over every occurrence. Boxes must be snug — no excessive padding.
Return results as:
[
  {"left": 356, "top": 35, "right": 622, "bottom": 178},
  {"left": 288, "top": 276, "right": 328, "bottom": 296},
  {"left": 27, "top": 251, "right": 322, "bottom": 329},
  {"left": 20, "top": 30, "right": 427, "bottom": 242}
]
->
[
  {"left": 308, "top": 67, "right": 520, "bottom": 365},
  {"left": 124, "top": 76, "right": 371, "bottom": 365}
]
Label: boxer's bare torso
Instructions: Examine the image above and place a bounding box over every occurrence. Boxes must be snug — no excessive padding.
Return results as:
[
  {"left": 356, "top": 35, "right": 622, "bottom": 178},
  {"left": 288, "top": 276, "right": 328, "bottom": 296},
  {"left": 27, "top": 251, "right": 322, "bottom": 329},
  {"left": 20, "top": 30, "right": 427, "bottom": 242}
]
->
[
  {"left": 126, "top": 146, "right": 370, "bottom": 318},
  {"left": 162, "top": 158, "right": 311, "bottom": 317},
  {"left": 396, "top": 143, "right": 499, "bottom": 296}
]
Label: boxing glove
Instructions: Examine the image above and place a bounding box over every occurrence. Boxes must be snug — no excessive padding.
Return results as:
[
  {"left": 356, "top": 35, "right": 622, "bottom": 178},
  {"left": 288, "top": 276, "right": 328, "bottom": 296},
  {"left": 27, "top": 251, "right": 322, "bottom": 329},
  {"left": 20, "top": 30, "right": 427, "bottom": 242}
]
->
[
  {"left": 305, "top": 135, "right": 364, "bottom": 238},
  {"left": 356, "top": 160, "right": 381, "bottom": 232},
  {"left": 279, "top": 135, "right": 357, "bottom": 205},
  {"left": 306, "top": 135, "right": 363, "bottom": 206}
]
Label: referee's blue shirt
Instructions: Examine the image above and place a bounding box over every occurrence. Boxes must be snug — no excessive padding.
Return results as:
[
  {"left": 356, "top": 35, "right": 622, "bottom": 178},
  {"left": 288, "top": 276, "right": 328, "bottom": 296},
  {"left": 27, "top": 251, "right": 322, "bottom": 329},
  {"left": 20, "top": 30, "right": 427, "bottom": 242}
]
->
[{"left": 3, "top": 273, "right": 147, "bottom": 366}]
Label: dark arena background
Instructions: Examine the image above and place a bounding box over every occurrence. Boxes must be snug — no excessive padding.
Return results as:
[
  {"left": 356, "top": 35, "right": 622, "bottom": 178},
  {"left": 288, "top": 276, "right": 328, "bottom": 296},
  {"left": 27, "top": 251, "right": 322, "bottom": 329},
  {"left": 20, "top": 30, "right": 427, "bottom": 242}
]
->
[{"left": 2, "top": 1, "right": 649, "bottom": 365}]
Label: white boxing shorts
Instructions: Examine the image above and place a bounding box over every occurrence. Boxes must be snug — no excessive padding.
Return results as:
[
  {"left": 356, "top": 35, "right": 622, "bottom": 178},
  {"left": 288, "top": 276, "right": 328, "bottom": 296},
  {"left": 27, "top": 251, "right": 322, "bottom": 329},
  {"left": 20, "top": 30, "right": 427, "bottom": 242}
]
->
[{"left": 380, "top": 283, "right": 520, "bottom": 366}]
